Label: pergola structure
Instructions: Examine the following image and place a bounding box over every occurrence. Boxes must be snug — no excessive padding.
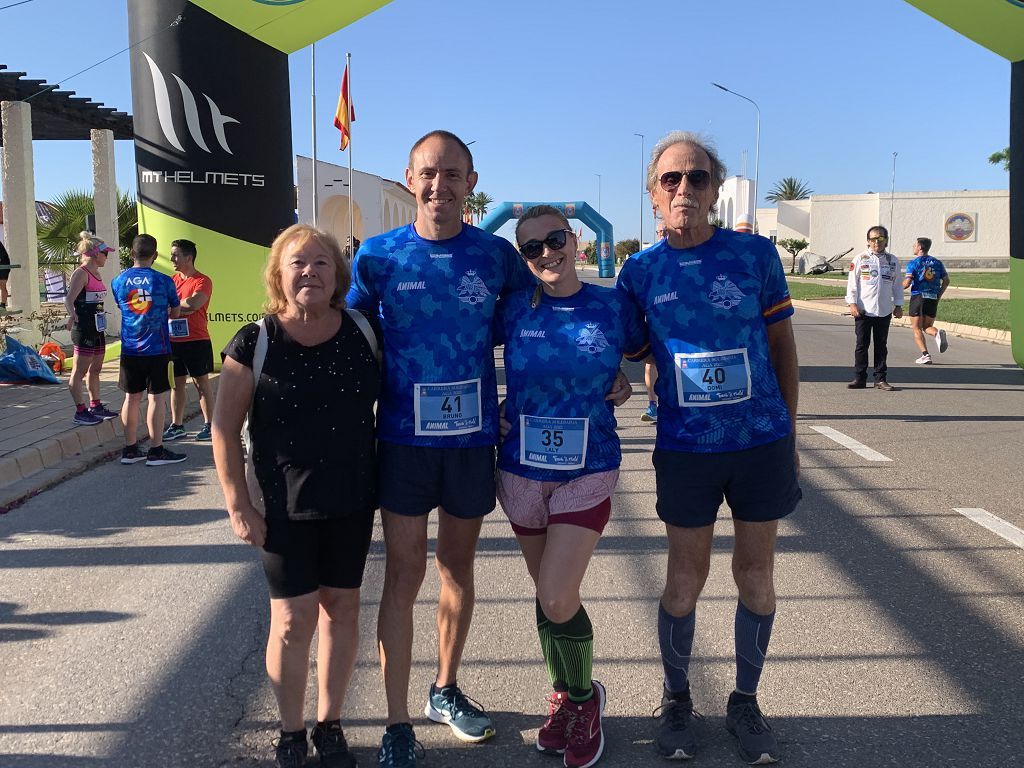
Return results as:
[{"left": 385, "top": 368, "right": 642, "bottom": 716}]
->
[
  {"left": 0, "top": 65, "right": 133, "bottom": 142},
  {"left": 0, "top": 65, "right": 133, "bottom": 344}
]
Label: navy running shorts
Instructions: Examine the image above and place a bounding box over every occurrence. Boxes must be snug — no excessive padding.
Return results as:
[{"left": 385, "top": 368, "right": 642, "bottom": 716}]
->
[
  {"left": 171, "top": 339, "right": 214, "bottom": 379},
  {"left": 378, "top": 441, "right": 496, "bottom": 519},
  {"left": 908, "top": 295, "right": 939, "bottom": 318},
  {"left": 119, "top": 354, "right": 172, "bottom": 395},
  {"left": 261, "top": 511, "right": 375, "bottom": 598},
  {"left": 653, "top": 434, "right": 801, "bottom": 528}
]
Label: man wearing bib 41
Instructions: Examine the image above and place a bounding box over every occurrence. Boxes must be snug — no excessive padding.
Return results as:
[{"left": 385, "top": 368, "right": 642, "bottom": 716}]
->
[
  {"left": 616, "top": 132, "right": 801, "bottom": 765},
  {"left": 347, "top": 131, "right": 535, "bottom": 768},
  {"left": 496, "top": 206, "right": 649, "bottom": 768}
]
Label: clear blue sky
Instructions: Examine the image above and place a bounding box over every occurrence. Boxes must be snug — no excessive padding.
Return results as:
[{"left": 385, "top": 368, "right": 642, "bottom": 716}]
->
[{"left": 2, "top": 0, "right": 1011, "bottom": 242}]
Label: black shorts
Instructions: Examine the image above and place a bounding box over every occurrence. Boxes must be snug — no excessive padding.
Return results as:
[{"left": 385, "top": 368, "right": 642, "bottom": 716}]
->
[
  {"left": 171, "top": 339, "right": 214, "bottom": 379},
  {"left": 119, "top": 354, "right": 172, "bottom": 395},
  {"left": 261, "top": 511, "right": 375, "bottom": 599},
  {"left": 0, "top": 269, "right": 9, "bottom": 281},
  {"left": 71, "top": 328, "right": 106, "bottom": 352},
  {"left": 908, "top": 295, "right": 939, "bottom": 318},
  {"left": 653, "top": 434, "right": 801, "bottom": 528},
  {"left": 378, "top": 441, "right": 496, "bottom": 519}
]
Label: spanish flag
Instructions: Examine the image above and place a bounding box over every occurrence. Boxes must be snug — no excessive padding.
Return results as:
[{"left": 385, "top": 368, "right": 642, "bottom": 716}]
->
[{"left": 334, "top": 63, "right": 355, "bottom": 150}]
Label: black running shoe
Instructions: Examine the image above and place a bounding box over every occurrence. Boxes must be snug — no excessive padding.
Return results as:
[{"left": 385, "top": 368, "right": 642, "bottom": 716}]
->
[
  {"left": 310, "top": 720, "right": 356, "bottom": 768},
  {"left": 653, "top": 690, "right": 700, "bottom": 759},
  {"left": 272, "top": 731, "right": 308, "bottom": 768},
  {"left": 378, "top": 723, "right": 422, "bottom": 768},
  {"left": 145, "top": 446, "right": 187, "bottom": 466},
  {"left": 726, "top": 692, "right": 779, "bottom": 764},
  {"left": 120, "top": 444, "right": 146, "bottom": 464}
]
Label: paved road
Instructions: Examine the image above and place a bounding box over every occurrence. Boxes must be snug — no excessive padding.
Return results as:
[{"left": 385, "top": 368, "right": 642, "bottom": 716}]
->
[{"left": 1, "top": 308, "right": 1022, "bottom": 767}]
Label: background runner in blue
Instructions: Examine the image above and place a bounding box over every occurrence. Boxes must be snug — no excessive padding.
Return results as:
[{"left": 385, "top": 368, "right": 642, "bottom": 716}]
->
[{"left": 112, "top": 267, "right": 180, "bottom": 356}]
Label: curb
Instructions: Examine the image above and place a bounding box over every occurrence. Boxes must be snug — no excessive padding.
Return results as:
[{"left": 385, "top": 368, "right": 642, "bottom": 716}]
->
[
  {"left": 792, "top": 299, "right": 1011, "bottom": 345},
  {"left": 0, "top": 376, "right": 219, "bottom": 514}
]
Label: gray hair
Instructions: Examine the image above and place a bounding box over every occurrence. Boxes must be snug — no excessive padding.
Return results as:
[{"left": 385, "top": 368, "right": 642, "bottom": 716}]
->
[{"left": 646, "top": 131, "right": 727, "bottom": 193}]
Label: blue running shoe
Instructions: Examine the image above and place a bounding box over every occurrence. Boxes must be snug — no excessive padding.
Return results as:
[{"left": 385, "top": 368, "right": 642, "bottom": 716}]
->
[
  {"left": 378, "top": 723, "right": 421, "bottom": 768},
  {"left": 726, "top": 692, "right": 779, "bottom": 764},
  {"left": 641, "top": 403, "right": 658, "bottom": 423},
  {"left": 424, "top": 683, "right": 495, "bottom": 743}
]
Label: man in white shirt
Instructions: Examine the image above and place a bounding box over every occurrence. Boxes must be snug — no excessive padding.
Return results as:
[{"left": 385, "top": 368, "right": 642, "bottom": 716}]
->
[{"left": 845, "top": 225, "right": 904, "bottom": 391}]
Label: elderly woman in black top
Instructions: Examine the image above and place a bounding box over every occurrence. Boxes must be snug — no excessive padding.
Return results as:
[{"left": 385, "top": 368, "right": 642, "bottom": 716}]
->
[{"left": 212, "top": 224, "right": 380, "bottom": 768}]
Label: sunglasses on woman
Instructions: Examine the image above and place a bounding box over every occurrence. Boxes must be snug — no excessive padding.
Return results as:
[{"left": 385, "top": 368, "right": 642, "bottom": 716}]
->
[
  {"left": 659, "top": 169, "right": 712, "bottom": 192},
  {"left": 518, "top": 228, "right": 574, "bottom": 260}
]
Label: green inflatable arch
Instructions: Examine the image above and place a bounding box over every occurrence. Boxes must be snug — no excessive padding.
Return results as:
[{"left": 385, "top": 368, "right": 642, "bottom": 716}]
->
[{"left": 905, "top": 0, "right": 1023, "bottom": 367}]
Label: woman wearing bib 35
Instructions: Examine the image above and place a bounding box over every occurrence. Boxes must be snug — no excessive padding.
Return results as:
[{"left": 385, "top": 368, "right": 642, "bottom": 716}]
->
[
  {"left": 64, "top": 232, "right": 118, "bottom": 426},
  {"left": 496, "top": 205, "right": 648, "bottom": 768}
]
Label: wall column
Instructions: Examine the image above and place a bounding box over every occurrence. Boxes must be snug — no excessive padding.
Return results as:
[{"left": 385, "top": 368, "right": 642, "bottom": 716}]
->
[
  {"left": 0, "top": 100, "right": 41, "bottom": 345},
  {"left": 91, "top": 128, "right": 123, "bottom": 335}
]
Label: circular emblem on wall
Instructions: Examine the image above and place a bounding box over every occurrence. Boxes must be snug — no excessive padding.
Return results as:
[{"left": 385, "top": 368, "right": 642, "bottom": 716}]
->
[
  {"left": 252, "top": 0, "right": 306, "bottom": 5},
  {"left": 944, "top": 212, "right": 976, "bottom": 242}
]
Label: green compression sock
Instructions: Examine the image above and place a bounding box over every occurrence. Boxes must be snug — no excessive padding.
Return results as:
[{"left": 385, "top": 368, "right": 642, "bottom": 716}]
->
[{"left": 550, "top": 605, "right": 594, "bottom": 702}]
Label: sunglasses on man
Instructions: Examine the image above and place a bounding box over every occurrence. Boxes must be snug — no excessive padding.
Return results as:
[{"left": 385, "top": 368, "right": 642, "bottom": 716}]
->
[
  {"left": 868, "top": 236, "right": 888, "bottom": 243},
  {"left": 659, "top": 169, "right": 712, "bottom": 192},
  {"left": 518, "top": 228, "right": 574, "bottom": 260}
]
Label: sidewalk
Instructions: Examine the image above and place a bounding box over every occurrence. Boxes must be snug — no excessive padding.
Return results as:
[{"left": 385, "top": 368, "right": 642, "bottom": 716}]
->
[
  {"left": 792, "top": 297, "right": 1012, "bottom": 345},
  {"left": 0, "top": 359, "right": 215, "bottom": 512}
]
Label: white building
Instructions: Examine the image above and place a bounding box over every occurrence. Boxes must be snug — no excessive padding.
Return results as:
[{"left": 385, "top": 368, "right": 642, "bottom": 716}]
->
[
  {"left": 738, "top": 188, "right": 1008, "bottom": 270},
  {"left": 296, "top": 155, "right": 415, "bottom": 247}
]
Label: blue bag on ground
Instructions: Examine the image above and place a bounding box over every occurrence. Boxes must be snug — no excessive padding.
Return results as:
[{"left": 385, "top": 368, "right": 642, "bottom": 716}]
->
[{"left": 0, "top": 335, "right": 60, "bottom": 384}]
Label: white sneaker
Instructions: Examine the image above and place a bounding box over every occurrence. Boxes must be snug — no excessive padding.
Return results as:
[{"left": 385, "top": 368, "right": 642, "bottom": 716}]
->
[
  {"left": 915, "top": 353, "right": 932, "bottom": 365},
  {"left": 935, "top": 328, "right": 948, "bottom": 353}
]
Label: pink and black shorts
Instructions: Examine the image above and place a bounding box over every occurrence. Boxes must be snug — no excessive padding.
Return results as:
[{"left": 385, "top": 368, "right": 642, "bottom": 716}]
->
[{"left": 496, "top": 469, "right": 619, "bottom": 536}]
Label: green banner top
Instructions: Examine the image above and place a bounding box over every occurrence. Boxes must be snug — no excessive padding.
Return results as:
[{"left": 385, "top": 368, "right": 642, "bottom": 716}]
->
[
  {"left": 905, "top": 0, "right": 1024, "bottom": 61},
  {"left": 192, "top": 0, "right": 393, "bottom": 53}
]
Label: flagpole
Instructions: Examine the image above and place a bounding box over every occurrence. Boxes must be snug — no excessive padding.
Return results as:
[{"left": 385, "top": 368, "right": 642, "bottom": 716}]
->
[
  {"left": 346, "top": 52, "right": 354, "bottom": 254},
  {"left": 311, "top": 43, "right": 319, "bottom": 227}
]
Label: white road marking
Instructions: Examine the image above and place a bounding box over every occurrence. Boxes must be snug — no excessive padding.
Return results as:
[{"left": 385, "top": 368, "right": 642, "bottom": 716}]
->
[
  {"left": 808, "top": 425, "right": 893, "bottom": 462},
  {"left": 953, "top": 508, "right": 1024, "bottom": 550}
]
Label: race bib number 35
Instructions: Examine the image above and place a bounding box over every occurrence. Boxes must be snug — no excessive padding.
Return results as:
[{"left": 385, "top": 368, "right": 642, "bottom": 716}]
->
[
  {"left": 520, "top": 415, "right": 589, "bottom": 471},
  {"left": 414, "top": 379, "right": 482, "bottom": 436},
  {"left": 674, "top": 347, "right": 752, "bottom": 407}
]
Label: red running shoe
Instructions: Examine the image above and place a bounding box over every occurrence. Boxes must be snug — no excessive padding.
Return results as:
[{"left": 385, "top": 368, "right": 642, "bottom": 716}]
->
[
  {"left": 536, "top": 690, "right": 571, "bottom": 754},
  {"left": 563, "top": 681, "right": 606, "bottom": 768}
]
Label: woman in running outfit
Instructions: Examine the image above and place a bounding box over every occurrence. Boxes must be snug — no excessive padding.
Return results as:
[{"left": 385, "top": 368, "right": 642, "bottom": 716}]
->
[
  {"left": 495, "top": 205, "right": 648, "bottom": 768},
  {"left": 64, "top": 232, "right": 118, "bottom": 425}
]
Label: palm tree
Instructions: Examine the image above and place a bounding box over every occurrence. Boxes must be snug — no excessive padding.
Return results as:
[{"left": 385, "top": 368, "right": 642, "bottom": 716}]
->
[
  {"left": 765, "top": 177, "right": 813, "bottom": 203},
  {"left": 36, "top": 189, "right": 138, "bottom": 273},
  {"left": 988, "top": 147, "right": 1009, "bottom": 171},
  {"left": 473, "top": 192, "right": 494, "bottom": 224}
]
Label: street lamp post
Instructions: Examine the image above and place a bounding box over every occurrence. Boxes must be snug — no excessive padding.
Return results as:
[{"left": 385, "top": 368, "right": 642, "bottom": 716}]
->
[
  {"left": 595, "top": 173, "right": 602, "bottom": 213},
  {"left": 890, "top": 152, "right": 898, "bottom": 243},
  {"left": 634, "top": 133, "right": 645, "bottom": 246},
  {"left": 712, "top": 82, "right": 760, "bottom": 230}
]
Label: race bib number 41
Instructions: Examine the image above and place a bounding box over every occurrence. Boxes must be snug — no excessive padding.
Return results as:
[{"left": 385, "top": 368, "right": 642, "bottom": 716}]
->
[
  {"left": 520, "top": 415, "right": 588, "bottom": 471},
  {"left": 674, "top": 347, "right": 751, "bottom": 407},
  {"left": 414, "top": 379, "right": 482, "bottom": 436}
]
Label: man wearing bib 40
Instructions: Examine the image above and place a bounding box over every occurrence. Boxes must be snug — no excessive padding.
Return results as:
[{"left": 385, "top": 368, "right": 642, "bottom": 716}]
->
[
  {"left": 496, "top": 206, "right": 648, "bottom": 768},
  {"left": 347, "top": 131, "right": 535, "bottom": 768},
  {"left": 616, "top": 132, "right": 801, "bottom": 765}
]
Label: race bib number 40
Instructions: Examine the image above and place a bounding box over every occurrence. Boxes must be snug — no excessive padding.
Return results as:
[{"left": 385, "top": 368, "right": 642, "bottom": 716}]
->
[
  {"left": 520, "top": 415, "right": 588, "bottom": 471},
  {"left": 674, "top": 347, "right": 751, "bottom": 407},
  {"left": 414, "top": 379, "right": 482, "bottom": 436}
]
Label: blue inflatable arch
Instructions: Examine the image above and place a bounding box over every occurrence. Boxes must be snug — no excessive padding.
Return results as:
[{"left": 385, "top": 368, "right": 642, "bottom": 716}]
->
[{"left": 480, "top": 202, "right": 615, "bottom": 278}]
